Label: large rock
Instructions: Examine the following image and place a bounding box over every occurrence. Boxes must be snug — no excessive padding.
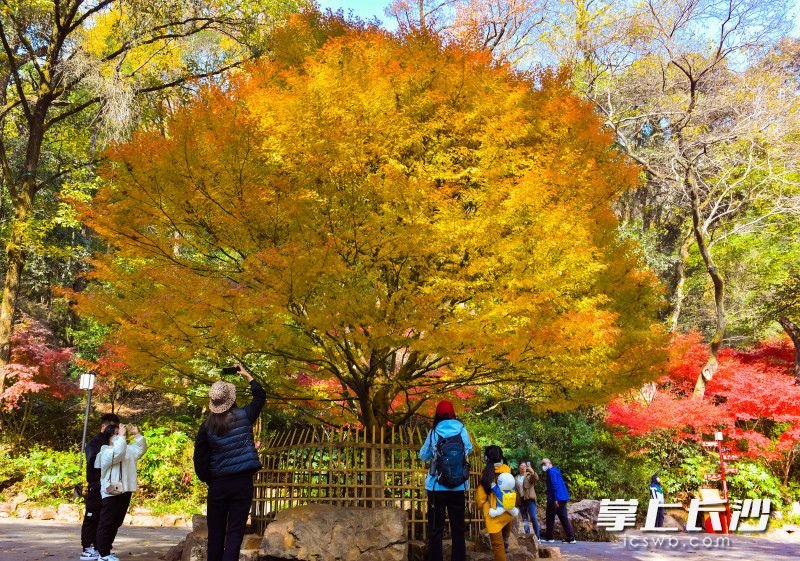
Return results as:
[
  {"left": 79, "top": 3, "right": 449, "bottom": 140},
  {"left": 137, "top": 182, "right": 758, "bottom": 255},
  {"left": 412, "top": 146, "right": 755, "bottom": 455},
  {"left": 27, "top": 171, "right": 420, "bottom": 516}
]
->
[
  {"left": 193, "top": 514, "right": 208, "bottom": 535},
  {"left": 260, "top": 505, "right": 407, "bottom": 561},
  {"left": 0, "top": 502, "right": 14, "bottom": 517},
  {"left": 15, "top": 506, "right": 31, "bottom": 519},
  {"left": 30, "top": 506, "right": 57, "bottom": 520},
  {"left": 181, "top": 532, "right": 207, "bottom": 561},
  {"left": 56, "top": 503, "right": 81, "bottom": 523},
  {"left": 166, "top": 538, "right": 185, "bottom": 561},
  {"left": 127, "top": 514, "right": 165, "bottom": 526},
  {"left": 538, "top": 546, "right": 562, "bottom": 558},
  {"left": 563, "top": 500, "right": 614, "bottom": 542},
  {"left": 12, "top": 493, "right": 28, "bottom": 506}
]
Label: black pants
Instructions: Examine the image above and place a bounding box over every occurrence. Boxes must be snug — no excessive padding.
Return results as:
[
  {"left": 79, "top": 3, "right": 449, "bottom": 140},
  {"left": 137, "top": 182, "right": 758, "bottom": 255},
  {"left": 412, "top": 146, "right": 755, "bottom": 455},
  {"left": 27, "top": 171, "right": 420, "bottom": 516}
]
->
[
  {"left": 96, "top": 492, "right": 132, "bottom": 556},
  {"left": 207, "top": 473, "right": 255, "bottom": 561},
  {"left": 655, "top": 504, "right": 665, "bottom": 528},
  {"left": 544, "top": 500, "right": 574, "bottom": 541},
  {"left": 81, "top": 484, "right": 103, "bottom": 549},
  {"left": 427, "top": 490, "right": 466, "bottom": 561}
]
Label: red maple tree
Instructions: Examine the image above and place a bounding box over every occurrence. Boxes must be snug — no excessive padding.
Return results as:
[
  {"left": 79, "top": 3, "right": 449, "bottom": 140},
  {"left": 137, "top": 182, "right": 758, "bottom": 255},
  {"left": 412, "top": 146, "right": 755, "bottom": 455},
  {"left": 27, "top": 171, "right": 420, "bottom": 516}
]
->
[
  {"left": 0, "top": 315, "right": 75, "bottom": 412},
  {"left": 607, "top": 333, "right": 800, "bottom": 483}
]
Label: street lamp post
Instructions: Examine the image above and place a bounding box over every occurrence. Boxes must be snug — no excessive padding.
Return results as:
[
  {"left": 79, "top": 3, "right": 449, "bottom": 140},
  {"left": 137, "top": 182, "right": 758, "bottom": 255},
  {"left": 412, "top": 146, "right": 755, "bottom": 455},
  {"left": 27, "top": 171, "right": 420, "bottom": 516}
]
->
[{"left": 78, "top": 372, "right": 96, "bottom": 473}]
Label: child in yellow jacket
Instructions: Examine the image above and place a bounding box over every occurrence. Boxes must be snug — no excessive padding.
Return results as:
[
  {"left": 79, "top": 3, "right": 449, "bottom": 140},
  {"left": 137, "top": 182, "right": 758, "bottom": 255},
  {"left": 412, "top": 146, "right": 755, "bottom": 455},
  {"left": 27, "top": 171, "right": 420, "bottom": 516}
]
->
[{"left": 476, "top": 445, "right": 515, "bottom": 561}]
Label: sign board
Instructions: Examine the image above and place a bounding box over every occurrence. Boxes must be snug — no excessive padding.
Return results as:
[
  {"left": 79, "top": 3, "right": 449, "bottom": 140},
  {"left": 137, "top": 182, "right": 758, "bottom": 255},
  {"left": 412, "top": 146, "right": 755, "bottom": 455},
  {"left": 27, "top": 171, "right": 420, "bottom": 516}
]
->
[
  {"left": 703, "top": 473, "right": 722, "bottom": 481},
  {"left": 725, "top": 468, "right": 739, "bottom": 475},
  {"left": 722, "top": 454, "right": 740, "bottom": 461},
  {"left": 702, "top": 441, "right": 718, "bottom": 447}
]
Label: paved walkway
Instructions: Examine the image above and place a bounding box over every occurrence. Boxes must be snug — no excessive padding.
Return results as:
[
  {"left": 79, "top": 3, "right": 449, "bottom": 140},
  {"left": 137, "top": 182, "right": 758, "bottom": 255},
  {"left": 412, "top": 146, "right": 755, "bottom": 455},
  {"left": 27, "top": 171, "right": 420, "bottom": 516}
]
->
[
  {"left": 0, "top": 519, "right": 187, "bottom": 561},
  {"left": 559, "top": 529, "right": 799, "bottom": 561},
  {"left": 0, "top": 519, "right": 797, "bottom": 561}
]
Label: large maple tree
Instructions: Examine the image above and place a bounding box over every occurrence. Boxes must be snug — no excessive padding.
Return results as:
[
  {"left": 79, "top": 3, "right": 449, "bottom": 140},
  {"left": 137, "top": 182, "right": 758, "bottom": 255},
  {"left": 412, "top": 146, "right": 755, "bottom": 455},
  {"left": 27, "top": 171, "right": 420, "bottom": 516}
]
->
[{"left": 75, "top": 18, "right": 666, "bottom": 427}]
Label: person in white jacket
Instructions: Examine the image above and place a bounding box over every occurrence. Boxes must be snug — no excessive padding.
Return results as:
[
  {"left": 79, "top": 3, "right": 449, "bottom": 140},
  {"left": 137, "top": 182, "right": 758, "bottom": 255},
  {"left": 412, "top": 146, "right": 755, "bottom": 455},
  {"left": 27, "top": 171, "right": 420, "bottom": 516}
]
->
[{"left": 93, "top": 423, "right": 147, "bottom": 561}]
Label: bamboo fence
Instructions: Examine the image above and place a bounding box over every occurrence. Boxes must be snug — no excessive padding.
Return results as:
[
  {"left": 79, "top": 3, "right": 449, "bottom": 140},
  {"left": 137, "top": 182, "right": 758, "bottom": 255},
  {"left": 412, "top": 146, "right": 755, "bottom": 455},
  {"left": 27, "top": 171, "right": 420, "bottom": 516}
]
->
[{"left": 252, "top": 425, "right": 483, "bottom": 540}]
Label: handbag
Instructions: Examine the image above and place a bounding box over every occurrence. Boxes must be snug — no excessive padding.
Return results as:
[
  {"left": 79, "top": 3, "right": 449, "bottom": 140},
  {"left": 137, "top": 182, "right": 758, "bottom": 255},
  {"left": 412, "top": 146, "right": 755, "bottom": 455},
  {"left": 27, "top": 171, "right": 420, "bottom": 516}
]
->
[{"left": 105, "top": 450, "right": 124, "bottom": 496}]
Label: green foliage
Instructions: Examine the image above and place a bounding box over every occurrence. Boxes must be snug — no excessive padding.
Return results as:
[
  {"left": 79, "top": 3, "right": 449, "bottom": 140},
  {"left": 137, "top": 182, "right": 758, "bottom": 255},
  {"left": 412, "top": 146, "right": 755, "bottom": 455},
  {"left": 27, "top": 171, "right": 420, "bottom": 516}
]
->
[
  {"left": 67, "top": 318, "right": 112, "bottom": 361},
  {"left": 0, "top": 446, "right": 82, "bottom": 502},
  {"left": 726, "top": 462, "right": 784, "bottom": 506},
  {"left": 136, "top": 425, "right": 205, "bottom": 505},
  {"left": 465, "top": 403, "right": 658, "bottom": 503},
  {"left": 620, "top": 431, "right": 792, "bottom": 508}
]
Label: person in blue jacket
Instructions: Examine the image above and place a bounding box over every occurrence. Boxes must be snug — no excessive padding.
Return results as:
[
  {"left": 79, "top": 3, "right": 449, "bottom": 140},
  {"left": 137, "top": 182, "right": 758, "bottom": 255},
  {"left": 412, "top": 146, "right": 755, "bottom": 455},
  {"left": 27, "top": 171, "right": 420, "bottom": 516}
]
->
[
  {"left": 194, "top": 363, "right": 266, "bottom": 561},
  {"left": 540, "top": 458, "right": 576, "bottom": 543},
  {"left": 419, "top": 400, "right": 473, "bottom": 561}
]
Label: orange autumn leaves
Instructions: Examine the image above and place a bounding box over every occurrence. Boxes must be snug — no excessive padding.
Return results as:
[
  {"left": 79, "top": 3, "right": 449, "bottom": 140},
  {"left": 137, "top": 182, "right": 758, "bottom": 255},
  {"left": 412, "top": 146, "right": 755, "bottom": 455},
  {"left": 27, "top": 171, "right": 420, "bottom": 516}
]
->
[{"left": 76, "top": 22, "right": 666, "bottom": 425}]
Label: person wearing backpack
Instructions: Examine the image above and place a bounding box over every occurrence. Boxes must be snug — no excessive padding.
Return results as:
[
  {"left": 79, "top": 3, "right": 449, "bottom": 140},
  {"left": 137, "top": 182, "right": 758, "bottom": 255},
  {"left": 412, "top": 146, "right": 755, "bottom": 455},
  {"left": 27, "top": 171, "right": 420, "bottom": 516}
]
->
[{"left": 419, "top": 400, "right": 472, "bottom": 561}]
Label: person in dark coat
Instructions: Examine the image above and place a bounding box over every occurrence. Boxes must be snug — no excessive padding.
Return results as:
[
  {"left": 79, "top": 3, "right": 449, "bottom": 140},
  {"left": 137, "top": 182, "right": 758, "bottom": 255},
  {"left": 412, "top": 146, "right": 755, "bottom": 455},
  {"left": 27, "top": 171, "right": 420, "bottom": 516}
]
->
[
  {"left": 194, "top": 363, "right": 266, "bottom": 561},
  {"left": 80, "top": 413, "right": 120, "bottom": 561},
  {"left": 541, "top": 458, "right": 576, "bottom": 544},
  {"left": 649, "top": 474, "right": 666, "bottom": 528}
]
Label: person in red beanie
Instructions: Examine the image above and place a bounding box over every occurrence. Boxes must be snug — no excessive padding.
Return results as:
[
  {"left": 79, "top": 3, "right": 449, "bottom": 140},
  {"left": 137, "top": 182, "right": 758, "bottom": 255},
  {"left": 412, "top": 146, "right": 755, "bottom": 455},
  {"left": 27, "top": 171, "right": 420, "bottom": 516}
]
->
[{"left": 419, "top": 400, "right": 472, "bottom": 561}]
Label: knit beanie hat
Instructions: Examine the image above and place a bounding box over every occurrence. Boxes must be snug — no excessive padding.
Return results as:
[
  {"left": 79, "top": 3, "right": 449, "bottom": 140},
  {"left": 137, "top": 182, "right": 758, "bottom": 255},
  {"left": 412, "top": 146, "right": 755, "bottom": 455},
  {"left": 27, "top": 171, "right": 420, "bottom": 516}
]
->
[
  {"left": 209, "top": 381, "right": 236, "bottom": 413},
  {"left": 435, "top": 399, "right": 456, "bottom": 419}
]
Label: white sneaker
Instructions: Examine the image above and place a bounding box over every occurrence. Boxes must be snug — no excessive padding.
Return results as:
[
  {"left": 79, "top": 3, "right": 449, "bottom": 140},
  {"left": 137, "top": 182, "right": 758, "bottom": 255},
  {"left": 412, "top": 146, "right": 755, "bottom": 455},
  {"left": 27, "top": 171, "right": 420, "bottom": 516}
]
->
[
  {"left": 80, "top": 548, "right": 99, "bottom": 561},
  {"left": 98, "top": 555, "right": 119, "bottom": 561}
]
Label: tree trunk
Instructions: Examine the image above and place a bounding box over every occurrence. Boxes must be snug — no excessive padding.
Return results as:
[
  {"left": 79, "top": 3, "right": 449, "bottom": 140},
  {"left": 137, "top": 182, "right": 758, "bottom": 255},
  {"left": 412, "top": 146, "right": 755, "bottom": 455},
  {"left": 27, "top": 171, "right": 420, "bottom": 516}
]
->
[
  {"left": 0, "top": 186, "right": 34, "bottom": 395},
  {"left": 777, "top": 317, "right": 800, "bottom": 380},
  {"left": 0, "top": 100, "right": 48, "bottom": 396},
  {"left": 687, "top": 172, "right": 726, "bottom": 400},
  {"left": 783, "top": 444, "right": 797, "bottom": 487},
  {"left": 670, "top": 232, "right": 693, "bottom": 333}
]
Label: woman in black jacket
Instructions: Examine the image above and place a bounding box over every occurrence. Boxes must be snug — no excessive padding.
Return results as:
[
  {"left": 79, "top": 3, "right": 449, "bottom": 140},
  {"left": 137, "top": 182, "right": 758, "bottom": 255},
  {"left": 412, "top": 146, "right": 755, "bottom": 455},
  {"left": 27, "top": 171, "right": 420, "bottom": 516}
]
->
[{"left": 194, "top": 363, "right": 266, "bottom": 561}]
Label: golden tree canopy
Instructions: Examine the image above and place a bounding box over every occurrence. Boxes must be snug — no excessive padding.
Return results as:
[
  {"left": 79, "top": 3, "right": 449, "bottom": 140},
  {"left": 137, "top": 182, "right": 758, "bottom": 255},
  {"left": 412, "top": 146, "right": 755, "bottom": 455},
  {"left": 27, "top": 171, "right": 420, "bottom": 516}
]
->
[{"left": 77, "top": 19, "right": 666, "bottom": 427}]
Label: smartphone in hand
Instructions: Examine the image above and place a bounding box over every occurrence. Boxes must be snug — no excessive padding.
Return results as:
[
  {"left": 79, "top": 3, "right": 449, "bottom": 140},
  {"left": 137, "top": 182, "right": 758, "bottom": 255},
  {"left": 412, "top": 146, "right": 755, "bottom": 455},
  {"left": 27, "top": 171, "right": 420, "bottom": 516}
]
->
[{"left": 221, "top": 365, "right": 241, "bottom": 375}]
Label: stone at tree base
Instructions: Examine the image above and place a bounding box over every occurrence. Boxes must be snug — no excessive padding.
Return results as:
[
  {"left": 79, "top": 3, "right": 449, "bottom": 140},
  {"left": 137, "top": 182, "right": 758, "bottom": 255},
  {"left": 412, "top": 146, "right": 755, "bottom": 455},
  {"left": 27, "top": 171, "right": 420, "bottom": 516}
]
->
[
  {"left": 162, "top": 514, "right": 180, "bottom": 527},
  {"left": 180, "top": 532, "right": 207, "bottom": 561},
  {"left": 0, "top": 502, "right": 14, "bottom": 516},
  {"left": 664, "top": 513, "right": 685, "bottom": 531},
  {"left": 127, "top": 514, "right": 164, "bottom": 526},
  {"left": 260, "top": 505, "right": 407, "bottom": 561},
  {"left": 507, "top": 549, "right": 535, "bottom": 561},
  {"left": 240, "top": 550, "right": 260, "bottom": 561},
  {"left": 165, "top": 538, "right": 185, "bottom": 561},
  {"left": 514, "top": 533, "right": 538, "bottom": 558},
  {"left": 30, "top": 506, "right": 57, "bottom": 520},
  {"left": 12, "top": 493, "right": 28, "bottom": 506},
  {"left": 192, "top": 514, "right": 208, "bottom": 535},
  {"left": 242, "top": 534, "right": 262, "bottom": 549},
  {"left": 538, "top": 545, "right": 562, "bottom": 558},
  {"left": 15, "top": 506, "right": 30, "bottom": 519},
  {"left": 56, "top": 503, "right": 80, "bottom": 523},
  {"left": 407, "top": 539, "right": 426, "bottom": 561}
]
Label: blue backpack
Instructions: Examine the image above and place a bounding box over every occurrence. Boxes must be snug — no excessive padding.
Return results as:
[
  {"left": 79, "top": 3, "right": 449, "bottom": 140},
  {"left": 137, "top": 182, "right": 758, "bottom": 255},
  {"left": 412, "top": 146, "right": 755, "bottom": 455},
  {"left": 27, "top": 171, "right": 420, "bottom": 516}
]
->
[{"left": 431, "top": 427, "right": 470, "bottom": 488}]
